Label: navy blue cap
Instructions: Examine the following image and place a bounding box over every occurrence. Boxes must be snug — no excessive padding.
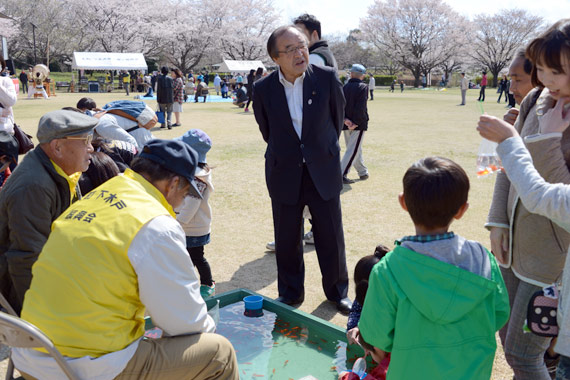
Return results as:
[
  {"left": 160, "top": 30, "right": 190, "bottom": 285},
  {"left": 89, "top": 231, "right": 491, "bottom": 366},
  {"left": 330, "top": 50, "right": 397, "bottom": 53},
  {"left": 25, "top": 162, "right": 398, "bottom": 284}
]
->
[
  {"left": 0, "top": 131, "right": 18, "bottom": 162},
  {"left": 139, "top": 139, "right": 202, "bottom": 199}
]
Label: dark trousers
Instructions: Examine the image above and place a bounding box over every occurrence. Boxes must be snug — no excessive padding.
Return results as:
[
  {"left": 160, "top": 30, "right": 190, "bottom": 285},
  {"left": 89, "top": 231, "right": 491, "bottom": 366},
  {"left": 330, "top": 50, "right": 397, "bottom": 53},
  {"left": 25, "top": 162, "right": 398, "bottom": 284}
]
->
[
  {"left": 21, "top": 81, "right": 28, "bottom": 94},
  {"left": 369, "top": 89, "right": 374, "bottom": 100},
  {"left": 478, "top": 85, "right": 486, "bottom": 101},
  {"left": 508, "top": 94, "right": 516, "bottom": 107},
  {"left": 187, "top": 246, "right": 213, "bottom": 286},
  {"left": 271, "top": 165, "right": 348, "bottom": 302}
]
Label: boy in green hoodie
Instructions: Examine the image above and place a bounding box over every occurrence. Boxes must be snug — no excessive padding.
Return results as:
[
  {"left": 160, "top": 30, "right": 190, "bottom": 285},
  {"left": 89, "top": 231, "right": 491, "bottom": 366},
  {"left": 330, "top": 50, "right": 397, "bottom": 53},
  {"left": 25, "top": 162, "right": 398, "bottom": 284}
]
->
[{"left": 358, "top": 157, "right": 510, "bottom": 380}]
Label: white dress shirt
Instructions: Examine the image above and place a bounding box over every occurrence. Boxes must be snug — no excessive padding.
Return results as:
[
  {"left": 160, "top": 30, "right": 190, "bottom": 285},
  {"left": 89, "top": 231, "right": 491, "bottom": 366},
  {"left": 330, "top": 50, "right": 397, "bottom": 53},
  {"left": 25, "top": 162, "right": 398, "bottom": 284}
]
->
[
  {"left": 13, "top": 215, "right": 214, "bottom": 380},
  {"left": 278, "top": 68, "right": 305, "bottom": 139}
]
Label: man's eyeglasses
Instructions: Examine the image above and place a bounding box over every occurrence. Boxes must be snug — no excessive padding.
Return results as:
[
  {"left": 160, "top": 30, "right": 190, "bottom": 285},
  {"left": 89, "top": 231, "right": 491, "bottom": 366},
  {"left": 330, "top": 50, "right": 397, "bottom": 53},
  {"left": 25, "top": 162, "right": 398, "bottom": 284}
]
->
[
  {"left": 278, "top": 44, "right": 308, "bottom": 56},
  {"left": 64, "top": 134, "right": 93, "bottom": 146}
]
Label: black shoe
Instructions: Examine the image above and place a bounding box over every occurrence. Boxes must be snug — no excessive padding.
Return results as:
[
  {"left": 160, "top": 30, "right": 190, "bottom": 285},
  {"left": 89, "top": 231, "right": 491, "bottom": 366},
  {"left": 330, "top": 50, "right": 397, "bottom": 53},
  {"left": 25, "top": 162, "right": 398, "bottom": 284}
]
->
[
  {"left": 275, "top": 295, "right": 304, "bottom": 306},
  {"left": 360, "top": 174, "right": 369, "bottom": 180},
  {"left": 334, "top": 297, "right": 353, "bottom": 315},
  {"left": 160, "top": 124, "right": 166, "bottom": 129},
  {"left": 167, "top": 124, "right": 172, "bottom": 130},
  {"left": 343, "top": 176, "right": 355, "bottom": 184}
]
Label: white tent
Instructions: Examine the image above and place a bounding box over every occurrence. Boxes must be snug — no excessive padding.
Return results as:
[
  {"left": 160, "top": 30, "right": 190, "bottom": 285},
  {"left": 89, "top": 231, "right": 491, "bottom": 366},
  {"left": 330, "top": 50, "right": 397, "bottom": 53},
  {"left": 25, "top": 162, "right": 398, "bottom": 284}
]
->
[
  {"left": 215, "top": 59, "right": 266, "bottom": 74},
  {"left": 71, "top": 52, "right": 148, "bottom": 71}
]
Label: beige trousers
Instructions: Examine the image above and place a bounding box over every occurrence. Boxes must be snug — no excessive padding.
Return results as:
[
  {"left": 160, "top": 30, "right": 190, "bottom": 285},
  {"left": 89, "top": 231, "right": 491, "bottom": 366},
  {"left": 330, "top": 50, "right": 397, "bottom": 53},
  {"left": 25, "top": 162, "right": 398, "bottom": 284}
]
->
[
  {"left": 21, "top": 333, "right": 238, "bottom": 380},
  {"left": 115, "top": 333, "right": 238, "bottom": 380}
]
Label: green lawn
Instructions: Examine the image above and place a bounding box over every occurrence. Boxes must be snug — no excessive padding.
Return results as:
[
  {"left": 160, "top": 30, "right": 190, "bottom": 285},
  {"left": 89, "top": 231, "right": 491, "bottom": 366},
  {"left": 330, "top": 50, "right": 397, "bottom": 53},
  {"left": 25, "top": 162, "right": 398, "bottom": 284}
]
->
[{"left": 10, "top": 87, "right": 514, "bottom": 379}]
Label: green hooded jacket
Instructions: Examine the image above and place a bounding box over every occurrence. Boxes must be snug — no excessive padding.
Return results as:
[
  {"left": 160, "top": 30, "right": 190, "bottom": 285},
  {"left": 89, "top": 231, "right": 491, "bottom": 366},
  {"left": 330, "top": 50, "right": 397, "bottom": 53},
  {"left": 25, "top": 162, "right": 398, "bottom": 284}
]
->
[{"left": 359, "top": 245, "right": 509, "bottom": 380}]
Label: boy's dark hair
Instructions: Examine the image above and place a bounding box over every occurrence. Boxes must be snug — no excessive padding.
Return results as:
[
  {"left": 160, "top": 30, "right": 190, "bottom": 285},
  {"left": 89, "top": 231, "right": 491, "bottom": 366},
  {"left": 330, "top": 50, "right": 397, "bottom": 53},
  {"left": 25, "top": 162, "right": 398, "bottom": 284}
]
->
[
  {"left": 354, "top": 244, "right": 390, "bottom": 305},
  {"left": 76, "top": 97, "right": 97, "bottom": 111},
  {"left": 161, "top": 66, "right": 169, "bottom": 75},
  {"left": 293, "top": 13, "right": 321, "bottom": 39},
  {"left": 526, "top": 19, "right": 570, "bottom": 87},
  {"left": 403, "top": 157, "right": 469, "bottom": 229}
]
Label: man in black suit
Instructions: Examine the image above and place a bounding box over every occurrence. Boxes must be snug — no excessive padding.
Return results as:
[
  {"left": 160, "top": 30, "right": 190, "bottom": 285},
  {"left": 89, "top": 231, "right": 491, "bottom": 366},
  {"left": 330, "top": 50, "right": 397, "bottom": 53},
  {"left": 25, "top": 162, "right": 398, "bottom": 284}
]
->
[{"left": 253, "top": 25, "right": 352, "bottom": 314}]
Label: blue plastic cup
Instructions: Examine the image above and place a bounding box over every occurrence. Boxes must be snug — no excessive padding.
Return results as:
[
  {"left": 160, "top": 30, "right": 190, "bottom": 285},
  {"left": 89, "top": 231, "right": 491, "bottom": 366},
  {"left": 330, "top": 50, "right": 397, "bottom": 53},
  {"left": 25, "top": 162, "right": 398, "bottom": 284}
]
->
[{"left": 243, "top": 295, "right": 263, "bottom": 317}]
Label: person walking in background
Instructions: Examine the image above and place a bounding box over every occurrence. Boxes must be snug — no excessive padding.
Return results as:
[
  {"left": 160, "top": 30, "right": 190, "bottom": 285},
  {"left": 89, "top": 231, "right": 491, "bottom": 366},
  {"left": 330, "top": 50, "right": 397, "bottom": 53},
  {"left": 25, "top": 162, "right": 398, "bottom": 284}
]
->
[
  {"left": 459, "top": 72, "right": 468, "bottom": 105},
  {"left": 497, "top": 74, "right": 508, "bottom": 103},
  {"left": 156, "top": 66, "right": 174, "bottom": 130},
  {"left": 172, "top": 68, "right": 185, "bottom": 127},
  {"left": 341, "top": 64, "right": 370, "bottom": 184},
  {"left": 19, "top": 70, "right": 28, "bottom": 94},
  {"left": 400, "top": 80, "right": 404, "bottom": 92},
  {"left": 390, "top": 80, "right": 395, "bottom": 93},
  {"left": 368, "top": 74, "right": 375, "bottom": 100},
  {"left": 478, "top": 70, "right": 487, "bottom": 101}
]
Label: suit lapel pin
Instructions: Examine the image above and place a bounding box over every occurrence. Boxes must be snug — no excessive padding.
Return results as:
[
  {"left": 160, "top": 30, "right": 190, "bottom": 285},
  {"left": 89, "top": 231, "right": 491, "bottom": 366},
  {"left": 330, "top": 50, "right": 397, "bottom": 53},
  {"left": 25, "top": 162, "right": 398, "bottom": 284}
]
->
[
  {"left": 312, "top": 91, "right": 316, "bottom": 95},
  {"left": 308, "top": 99, "right": 312, "bottom": 105}
]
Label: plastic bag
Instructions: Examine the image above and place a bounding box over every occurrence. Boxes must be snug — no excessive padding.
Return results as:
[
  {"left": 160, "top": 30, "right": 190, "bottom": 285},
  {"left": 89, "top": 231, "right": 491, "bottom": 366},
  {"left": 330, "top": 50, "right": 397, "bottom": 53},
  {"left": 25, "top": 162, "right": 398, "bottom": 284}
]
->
[{"left": 477, "top": 138, "right": 502, "bottom": 177}]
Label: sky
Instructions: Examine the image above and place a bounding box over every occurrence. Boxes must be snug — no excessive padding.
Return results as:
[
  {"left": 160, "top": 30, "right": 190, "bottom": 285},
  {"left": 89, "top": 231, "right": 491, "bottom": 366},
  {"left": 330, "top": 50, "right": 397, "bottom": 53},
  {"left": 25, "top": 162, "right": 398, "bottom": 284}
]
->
[{"left": 274, "top": 0, "right": 570, "bottom": 36}]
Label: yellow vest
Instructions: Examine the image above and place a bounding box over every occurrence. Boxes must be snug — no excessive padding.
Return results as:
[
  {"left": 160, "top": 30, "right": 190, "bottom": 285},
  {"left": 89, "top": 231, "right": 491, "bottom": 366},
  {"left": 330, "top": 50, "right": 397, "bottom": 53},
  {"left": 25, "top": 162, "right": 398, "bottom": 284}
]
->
[{"left": 22, "top": 169, "right": 175, "bottom": 358}]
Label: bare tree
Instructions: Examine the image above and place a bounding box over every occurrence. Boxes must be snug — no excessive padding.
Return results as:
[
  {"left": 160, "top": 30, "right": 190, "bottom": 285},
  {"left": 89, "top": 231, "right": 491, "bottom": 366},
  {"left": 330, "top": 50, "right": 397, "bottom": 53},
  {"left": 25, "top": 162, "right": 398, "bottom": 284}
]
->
[
  {"left": 360, "top": 0, "right": 467, "bottom": 87},
  {"left": 471, "top": 9, "right": 542, "bottom": 87}
]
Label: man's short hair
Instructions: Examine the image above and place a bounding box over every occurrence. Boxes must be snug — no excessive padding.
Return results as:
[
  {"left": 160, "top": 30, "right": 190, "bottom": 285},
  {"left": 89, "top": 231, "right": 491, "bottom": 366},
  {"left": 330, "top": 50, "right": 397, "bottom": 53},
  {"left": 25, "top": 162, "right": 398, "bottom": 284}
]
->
[
  {"left": 267, "top": 25, "right": 305, "bottom": 60},
  {"left": 513, "top": 48, "right": 533, "bottom": 75},
  {"left": 293, "top": 13, "right": 321, "bottom": 39},
  {"left": 161, "top": 66, "right": 169, "bottom": 75},
  {"left": 130, "top": 156, "right": 189, "bottom": 189},
  {"left": 402, "top": 157, "right": 469, "bottom": 229}
]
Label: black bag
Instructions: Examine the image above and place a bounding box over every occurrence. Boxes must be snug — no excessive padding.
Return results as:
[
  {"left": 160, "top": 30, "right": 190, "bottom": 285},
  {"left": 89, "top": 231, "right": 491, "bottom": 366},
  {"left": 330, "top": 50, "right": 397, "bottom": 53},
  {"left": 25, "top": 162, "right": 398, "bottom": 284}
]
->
[{"left": 13, "top": 124, "right": 34, "bottom": 155}]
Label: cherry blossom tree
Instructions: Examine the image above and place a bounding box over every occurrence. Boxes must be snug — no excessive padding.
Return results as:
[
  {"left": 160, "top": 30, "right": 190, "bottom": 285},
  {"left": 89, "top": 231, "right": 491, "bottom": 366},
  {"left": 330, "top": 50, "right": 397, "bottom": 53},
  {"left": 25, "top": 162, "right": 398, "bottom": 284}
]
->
[
  {"left": 360, "top": 0, "right": 467, "bottom": 87},
  {"left": 217, "top": 0, "right": 280, "bottom": 61},
  {"left": 471, "top": 10, "right": 543, "bottom": 87}
]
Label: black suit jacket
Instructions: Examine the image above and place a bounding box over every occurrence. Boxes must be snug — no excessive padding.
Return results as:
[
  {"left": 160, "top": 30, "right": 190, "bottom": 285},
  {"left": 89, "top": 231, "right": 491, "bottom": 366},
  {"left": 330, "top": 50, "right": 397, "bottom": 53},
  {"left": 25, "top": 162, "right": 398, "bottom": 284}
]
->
[{"left": 253, "top": 64, "right": 345, "bottom": 205}]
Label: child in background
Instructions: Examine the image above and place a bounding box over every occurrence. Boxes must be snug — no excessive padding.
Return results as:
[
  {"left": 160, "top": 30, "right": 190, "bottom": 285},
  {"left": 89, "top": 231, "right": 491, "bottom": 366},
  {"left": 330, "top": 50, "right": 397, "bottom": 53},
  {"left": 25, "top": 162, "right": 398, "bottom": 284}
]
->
[
  {"left": 177, "top": 129, "right": 215, "bottom": 299},
  {"left": 358, "top": 157, "right": 510, "bottom": 380},
  {"left": 340, "top": 244, "right": 391, "bottom": 380}
]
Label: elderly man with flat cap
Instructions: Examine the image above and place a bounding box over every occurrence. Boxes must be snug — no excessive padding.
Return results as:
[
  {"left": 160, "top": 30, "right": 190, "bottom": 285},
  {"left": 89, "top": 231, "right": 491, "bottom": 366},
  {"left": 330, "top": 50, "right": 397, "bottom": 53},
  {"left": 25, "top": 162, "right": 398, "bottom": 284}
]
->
[
  {"left": 12, "top": 139, "right": 238, "bottom": 380},
  {"left": 0, "top": 110, "right": 97, "bottom": 314}
]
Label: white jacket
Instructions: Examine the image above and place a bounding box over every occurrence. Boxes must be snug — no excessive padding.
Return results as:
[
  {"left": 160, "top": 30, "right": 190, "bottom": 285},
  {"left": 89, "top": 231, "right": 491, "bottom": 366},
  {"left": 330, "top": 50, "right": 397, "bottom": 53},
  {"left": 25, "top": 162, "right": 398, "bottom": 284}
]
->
[
  {"left": 0, "top": 76, "right": 17, "bottom": 134},
  {"left": 177, "top": 167, "right": 213, "bottom": 237}
]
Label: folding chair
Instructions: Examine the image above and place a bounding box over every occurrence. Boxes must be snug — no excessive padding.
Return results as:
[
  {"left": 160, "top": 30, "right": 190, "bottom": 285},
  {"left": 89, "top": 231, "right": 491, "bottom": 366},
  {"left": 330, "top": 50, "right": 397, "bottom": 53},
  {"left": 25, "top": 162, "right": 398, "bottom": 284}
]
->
[{"left": 0, "top": 311, "right": 80, "bottom": 380}]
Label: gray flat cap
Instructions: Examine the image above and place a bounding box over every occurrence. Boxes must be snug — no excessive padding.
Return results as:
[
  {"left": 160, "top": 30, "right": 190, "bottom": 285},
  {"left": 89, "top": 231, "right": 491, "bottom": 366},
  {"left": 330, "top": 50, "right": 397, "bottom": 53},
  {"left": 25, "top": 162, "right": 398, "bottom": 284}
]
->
[{"left": 37, "top": 110, "right": 98, "bottom": 144}]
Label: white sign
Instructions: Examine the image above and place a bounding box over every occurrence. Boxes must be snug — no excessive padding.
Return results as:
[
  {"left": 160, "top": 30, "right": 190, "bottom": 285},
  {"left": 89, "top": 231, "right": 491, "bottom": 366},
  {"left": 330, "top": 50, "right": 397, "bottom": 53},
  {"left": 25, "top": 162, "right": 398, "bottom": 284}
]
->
[{"left": 72, "top": 52, "right": 148, "bottom": 70}]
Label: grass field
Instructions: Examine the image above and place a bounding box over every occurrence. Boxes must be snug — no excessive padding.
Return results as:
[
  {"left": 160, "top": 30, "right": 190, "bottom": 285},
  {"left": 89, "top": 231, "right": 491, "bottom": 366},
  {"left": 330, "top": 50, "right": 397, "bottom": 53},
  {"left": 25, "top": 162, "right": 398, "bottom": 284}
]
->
[{"left": 4, "top": 86, "right": 516, "bottom": 378}]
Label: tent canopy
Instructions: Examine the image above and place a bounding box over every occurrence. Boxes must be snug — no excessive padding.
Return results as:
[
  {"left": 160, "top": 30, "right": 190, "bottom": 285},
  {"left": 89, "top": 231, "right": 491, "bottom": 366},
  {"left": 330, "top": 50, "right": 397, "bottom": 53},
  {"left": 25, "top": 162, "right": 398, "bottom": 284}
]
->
[
  {"left": 72, "top": 52, "right": 147, "bottom": 71},
  {"left": 215, "top": 60, "right": 266, "bottom": 74}
]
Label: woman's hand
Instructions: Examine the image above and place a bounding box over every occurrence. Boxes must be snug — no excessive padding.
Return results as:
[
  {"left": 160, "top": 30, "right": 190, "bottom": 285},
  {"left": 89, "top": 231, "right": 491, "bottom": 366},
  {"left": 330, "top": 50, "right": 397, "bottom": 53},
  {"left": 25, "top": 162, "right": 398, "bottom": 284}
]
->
[
  {"left": 477, "top": 115, "right": 519, "bottom": 143},
  {"left": 539, "top": 97, "right": 570, "bottom": 134},
  {"left": 489, "top": 227, "right": 509, "bottom": 264}
]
